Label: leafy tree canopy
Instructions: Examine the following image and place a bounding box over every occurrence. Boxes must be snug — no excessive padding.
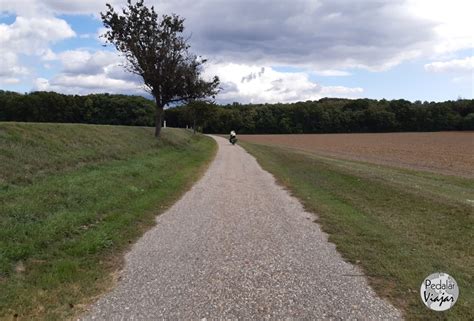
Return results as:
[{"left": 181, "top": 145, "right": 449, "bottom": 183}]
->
[{"left": 101, "top": 0, "right": 219, "bottom": 136}]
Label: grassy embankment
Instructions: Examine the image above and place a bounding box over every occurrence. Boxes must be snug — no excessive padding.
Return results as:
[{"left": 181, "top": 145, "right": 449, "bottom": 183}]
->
[
  {"left": 241, "top": 141, "right": 473, "bottom": 321},
  {"left": 0, "top": 123, "right": 216, "bottom": 320}
]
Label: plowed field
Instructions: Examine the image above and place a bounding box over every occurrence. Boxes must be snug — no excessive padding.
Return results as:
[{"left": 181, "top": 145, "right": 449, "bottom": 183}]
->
[{"left": 239, "top": 132, "right": 474, "bottom": 177}]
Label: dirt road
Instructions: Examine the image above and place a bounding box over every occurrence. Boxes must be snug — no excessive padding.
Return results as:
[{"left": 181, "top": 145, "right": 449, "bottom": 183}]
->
[{"left": 82, "top": 136, "right": 401, "bottom": 320}]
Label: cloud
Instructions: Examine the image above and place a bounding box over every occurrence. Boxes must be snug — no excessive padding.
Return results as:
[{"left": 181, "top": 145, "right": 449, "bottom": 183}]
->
[
  {"left": 30, "top": 47, "right": 363, "bottom": 103},
  {"left": 35, "top": 73, "right": 144, "bottom": 95},
  {"left": 405, "top": 0, "right": 473, "bottom": 54},
  {"left": 34, "top": 49, "right": 144, "bottom": 95},
  {"left": 0, "top": 51, "right": 28, "bottom": 84},
  {"left": 55, "top": 49, "right": 141, "bottom": 84},
  {"left": 205, "top": 63, "right": 363, "bottom": 104},
  {"left": 187, "top": 0, "right": 471, "bottom": 69},
  {"left": 39, "top": 0, "right": 117, "bottom": 15},
  {"left": 424, "top": 56, "right": 474, "bottom": 73},
  {"left": 0, "top": 16, "right": 75, "bottom": 54},
  {"left": 48, "top": 74, "right": 138, "bottom": 90},
  {"left": 313, "top": 70, "right": 351, "bottom": 77},
  {"left": 241, "top": 67, "right": 265, "bottom": 83},
  {"left": 159, "top": 0, "right": 437, "bottom": 71},
  {"left": 0, "top": 15, "right": 75, "bottom": 83},
  {"left": 41, "top": 48, "right": 57, "bottom": 61},
  {"left": 58, "top": 50, "right": 121, "bottom": 75},
  {"left": 4, "top": 0, "right": 470, "bottom": 72},
  {"left": 0, "top": 0, "right": 121, "bottom": 16},
  {"left": 1, "top": 0, "right": 472, "bottom": 102}
]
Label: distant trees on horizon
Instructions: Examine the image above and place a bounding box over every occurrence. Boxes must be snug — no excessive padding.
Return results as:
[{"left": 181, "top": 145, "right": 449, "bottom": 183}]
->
[
  {"left": 1, "top": 90, "right": 473, "bottom": 133},
  {"left": 0, "top": 91, "right": 155, "bottom": 127},
  {"left": 167, "top": 97, "right": 474, "bottom": 133}
]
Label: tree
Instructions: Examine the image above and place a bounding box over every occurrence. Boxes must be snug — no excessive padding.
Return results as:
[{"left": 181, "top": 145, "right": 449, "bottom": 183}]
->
[
  {"left": 184, "top": 100, "right": 217, "bottom": 134},
  {"left": 101, "top": 0, "right": 219, "bottom": 137}
]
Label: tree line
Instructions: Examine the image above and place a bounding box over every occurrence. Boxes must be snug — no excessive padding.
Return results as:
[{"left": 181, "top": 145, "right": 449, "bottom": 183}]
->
[
  {"left": 166, "top": 98, "right": 474, "bottom": 133},
  {"left": 1, "top": 90, "right": 473, "bottom": 133},
  {"left": 0, "top": 90, "right": 155, "bottom": 126}
]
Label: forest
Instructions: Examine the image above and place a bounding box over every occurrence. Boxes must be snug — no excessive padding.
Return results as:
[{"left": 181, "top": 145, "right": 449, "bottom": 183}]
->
[
  {"left": 1, "top": 90, "right": 473, "bottom": 133},
  {"left": 0, "top": 91, "right": 155, "bottom": 126},
  {"left": 167, "top": 98, "right": 474, "bottom": 133}
]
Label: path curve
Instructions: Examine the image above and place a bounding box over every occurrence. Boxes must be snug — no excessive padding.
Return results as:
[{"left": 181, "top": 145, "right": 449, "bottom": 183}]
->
[{"left": 82, "top": 135, "right": 402, "bottom": 320}]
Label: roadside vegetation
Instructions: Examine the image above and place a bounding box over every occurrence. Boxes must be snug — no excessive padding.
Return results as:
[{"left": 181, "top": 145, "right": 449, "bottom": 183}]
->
[
  {"left": 241, "top": 141, "right": 473, "bottom": 320},
  {"left": 0, "top": 123, "right": 216, "bottom": 320}
]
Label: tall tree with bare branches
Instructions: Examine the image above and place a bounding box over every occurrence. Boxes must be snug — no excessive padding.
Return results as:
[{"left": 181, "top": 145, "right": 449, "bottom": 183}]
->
[{"left": 101, "top": 0, "right": 219, "bottom": 137}]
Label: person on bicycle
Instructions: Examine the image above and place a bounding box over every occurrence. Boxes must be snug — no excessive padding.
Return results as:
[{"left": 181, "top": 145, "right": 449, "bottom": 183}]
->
[{"left": 229, "top": 130, "right": 237, "bottom": 144}]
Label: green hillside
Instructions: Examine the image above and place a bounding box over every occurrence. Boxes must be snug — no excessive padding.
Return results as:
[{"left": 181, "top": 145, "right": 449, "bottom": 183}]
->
[{"left": 0, "top": 123, "right": 216, "bottom": 319}]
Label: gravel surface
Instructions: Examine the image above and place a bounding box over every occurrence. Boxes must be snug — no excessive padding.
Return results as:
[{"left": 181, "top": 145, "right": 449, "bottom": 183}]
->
[{"left": 82, "top": 135, "right": 402, "bottom": 320}]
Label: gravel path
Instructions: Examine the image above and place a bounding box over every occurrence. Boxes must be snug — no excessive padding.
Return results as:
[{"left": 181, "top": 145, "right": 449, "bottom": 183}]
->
[{"left": 82, "top": 135, "right": 402, "bottom": 320}]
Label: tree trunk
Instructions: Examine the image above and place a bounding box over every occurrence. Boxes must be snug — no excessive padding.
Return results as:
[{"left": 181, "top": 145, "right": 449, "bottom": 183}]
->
[{"left": 154, "top": 104, "right": 164, "bottom": 137}]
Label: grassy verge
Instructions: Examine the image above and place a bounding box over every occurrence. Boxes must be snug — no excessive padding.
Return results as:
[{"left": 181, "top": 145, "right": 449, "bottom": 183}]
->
[
  {"left": 241, "top": 141, "right": 473, "bottom": 321},
  {"left": 0, "top": 123, "right": 216, "bottom": 320}
]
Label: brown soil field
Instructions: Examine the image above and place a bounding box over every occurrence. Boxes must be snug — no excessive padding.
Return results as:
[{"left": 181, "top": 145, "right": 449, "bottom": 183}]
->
[{"left": 239, "top": 132, "right": 474, "bottom": 177}]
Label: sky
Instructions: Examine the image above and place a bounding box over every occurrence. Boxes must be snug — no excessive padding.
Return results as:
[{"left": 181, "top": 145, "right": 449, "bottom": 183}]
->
[{"left": 0, "top": 0, "right": 472, "bottom": 104}]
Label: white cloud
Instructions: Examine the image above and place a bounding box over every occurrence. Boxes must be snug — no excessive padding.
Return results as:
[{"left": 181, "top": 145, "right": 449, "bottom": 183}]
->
[
  {"left": 0, "top": 0, "right": 44, "bottom": 17},
  {"left": 0, "top": 15, "right": 75, "bottom": 84},
  {"left": 1, "top": 77, "right": 21, "bottom": 84},
  {"left": 96, "top": 27, "right": 108, "bottom": 44},
  {"left": 41, "top": 48, "right": 57, "bottom": 61},
  {"left": 58, "top": 50, "right": 122, "bottom": 75},
  {"left": 35, "top": 74, "right": 143, "bottom": 95},
  {"left": 53, "top": 74, "right": 138, "bottom": 90},
  {"left": 34, "top": 77, "right": 51, "bottom": 91},
  {"left": 0, "top": 16, "right": 75, "bottom": 55},
  {"left": 405, "top": 0, "right": 473, "bottom": 55},
  {"left": 313, "top": 70, "right": 351, "bottom": 77},
  {"left": 55, "top": 49, "right": 141, "bottom": 83},
  {"left": 0, "top": 50, "right": 28, "bottom": 84},
  {"left": 424, "top": 57, "right": 474, "bottom": 73},
  {"left": 34, "top": 49, "right": 144, "bottom": 94},
  {"left": 452, "top": 75, "right": 474, "bottom": 84},
  {"left": 204, "top": 63, "right": 363, "bottom": 104}
]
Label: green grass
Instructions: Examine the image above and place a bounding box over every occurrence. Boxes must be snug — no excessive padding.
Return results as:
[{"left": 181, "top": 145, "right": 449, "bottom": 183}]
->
[
  {"left": 241, "top": 141, "right": 473, "bottom": 321},
  {"left": 0, "top": 123, "right": 216, "bottom": 320}
]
